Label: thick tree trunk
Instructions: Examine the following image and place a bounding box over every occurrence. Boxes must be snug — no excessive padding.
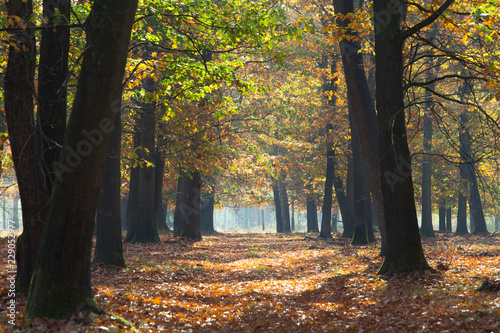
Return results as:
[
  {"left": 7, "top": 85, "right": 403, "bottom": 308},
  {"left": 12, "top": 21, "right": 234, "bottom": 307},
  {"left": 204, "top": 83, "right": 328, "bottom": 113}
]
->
[
  {"left": 38, "top": 0, "right": 70, "bottom": 193},
  {"left": 350, "top": 107, "right": 370, "bottom": 245},
  {"left": 333, "top": 0, "right": 386, "bottom": 252},
  {"left": 201, "top": 185, "right": 215, "bottom": 233},
  {"left": 306, "top": 194, "right": 319, "bottom": 233},
  {"left": 93, "top": 112, "right": 125, "bottom": 267},
  {"left": 5, "top": 0, "right": 48, "bottom": 293},
  {"left": 273, "top": 184, "right": 283, "bottom": 233},
  {"left": 174, "top": 171, "right": 202, "bottom": 239},
  {"left": 128, "top": 102, "right": 160, "bottom": 243},
  {"left": 26, "top": 0, "right": 138, "bottom": 318},
  {"left": 374, "top": 0, "right": 431, "bottom": 274}
]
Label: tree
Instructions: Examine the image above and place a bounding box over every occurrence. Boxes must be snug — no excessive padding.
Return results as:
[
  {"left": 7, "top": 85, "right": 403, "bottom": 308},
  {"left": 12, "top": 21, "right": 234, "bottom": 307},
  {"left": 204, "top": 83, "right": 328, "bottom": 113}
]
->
[
  {"left": 331, "top": 0, "right": 386, "bottom": 251},
  {"left": 26, "top": 0, "right": 138, "bottom": 318},
  {"left": 174, "top": 171, "right": 202, "bottom": 239},
  {"left": 420, "top": 78, "right": 436, "bottom": 237},
  {"left": 374, "top": 0, "right": 455, "bottom": 274},
  {"left": 5, "top": 0, "right": 48, "bottom": 292},
  {"left": 93, "top": 112, "right": 126, "bottom": 267}
]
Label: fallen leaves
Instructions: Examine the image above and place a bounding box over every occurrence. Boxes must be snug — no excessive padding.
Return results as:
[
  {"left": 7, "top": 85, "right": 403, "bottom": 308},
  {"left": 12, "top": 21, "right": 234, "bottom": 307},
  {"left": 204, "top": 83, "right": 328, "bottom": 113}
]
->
[{"left": 1, "top": 232, "right": 500, "bottom": 332}]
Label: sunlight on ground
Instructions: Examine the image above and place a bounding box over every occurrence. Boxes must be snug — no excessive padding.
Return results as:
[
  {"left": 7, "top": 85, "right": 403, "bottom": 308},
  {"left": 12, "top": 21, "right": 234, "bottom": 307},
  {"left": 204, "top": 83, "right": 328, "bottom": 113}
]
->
[{"left": 1, "top": 232, "right": 500, "bottom": 332}]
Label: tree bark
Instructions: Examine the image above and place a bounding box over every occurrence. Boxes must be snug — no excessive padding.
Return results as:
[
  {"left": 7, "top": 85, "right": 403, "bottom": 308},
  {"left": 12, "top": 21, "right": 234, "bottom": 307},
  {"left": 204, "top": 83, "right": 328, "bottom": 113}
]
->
[
  {"left": 374, "top": 0, "right": 431, "bottom": 274},
  {"left": 153, "top": 146, "right": 169, "bottom": 230},
  {"left": 278, "top": 177, "right": 291, "bottom": 233},
  {"left": 446, "top": 206, "right": 452, "bottom": 232},
  {"left": 273, "top": 183, "right": 283, "bottom": 233},
  {"left": 201, "top": 183, "right": 215, "bottom": 233},
  {"left": 127, "top": 102, "right": 160, "bottom": 243},
  {"left": 350, "top": 107, "right": 370, "bottom": 245},
  {"left": 26, "top": 0, "right": 138, "bottom": 318},
  {"left": 333, "top": 0, "right": 386, "bottom": 252},
  {"left": 319, "top": 145, "right": 334, "bottom": 239},
  {"left": 93, "top": 112, "right": 125, "bottom": 267},
  {"left": 306, "top": 194, "right": 319, "bottom": 233},
  {"left": 125, "top": 128, "right": 140, "bottom": 242},
  {"left": 420, "top": 89, "right": 435, "bottom": 237},
  {"left": 438, "top": 198, "right": 446, "bottom": 232},
  {"left": 458, "top": 110, "right": 487, "bottom": 234},
  {"left": 5, "top": 0, "right": 48, "bottom": 293},
  {"left": 174, "top": 171, "right": 202, "bottom": 239},
  {"left": 38, "top": 0, "right": 70, "bottom": 193},
  {"left": 342, "top": 154, "right": 354, "bottom": 238}
]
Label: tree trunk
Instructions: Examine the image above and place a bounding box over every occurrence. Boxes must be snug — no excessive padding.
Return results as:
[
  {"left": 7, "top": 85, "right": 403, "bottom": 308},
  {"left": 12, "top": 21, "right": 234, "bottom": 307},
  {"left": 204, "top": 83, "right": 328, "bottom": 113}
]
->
[
  {"left": 291, "top": 200, "right": 295, "bottom": 231},
  {"left": 128, "top": 102, "right": 160, "bottom": 243},
  {"left": 456, "top": 191, "right": 469, "bottom": 235},
  {"left": 446, "top": 206, "right": 452, "bottom": 232},
  {"left": 306, "top": 194, "right": 319, "bottom": 232},
  {"left": 350, "top": 107, "right": 370, "bottom": 245},
  {"left": 93, "top": 112, "right": 125, "bottom": 267},
  {"left": 278, "top": 177, "right": 291, "bottom": 233},
  {"left": 458, "top": 110, "right": 487, "bottom": 234},
  {"left": 26, "top": 0, "right": 138, "bottom": 318},
  {"left": 154, "top": 149, "right": 169, "bottom": 230},
  {"left": 331, "top": 208, "right": 338, "bottom": 232},
  {"left": 5, "top": 0, "right": 48, "bottom": 293},
  {"left": 174, "top": 171, "right": 202, "bottom": 239},
  {"left": 38, "top": 0, "right": 70, "bottom": 193},
  {"left": 342, "top": 155, "right": 354, "bottom": 239},
  {"left": 420, "top": 88, "right": 435, "bottom": 237},
  {"left": 319, "top": 146, "right": 334, "bottom": 239},
  {"left": 333, "top": 0, "right": 386, "bottom": 253},
  {"left": 201, "top": 184, "right": 215, "bottom": 233},
  {"left": 273, "top": 183, "right": 283, "bottom": 233},
  {"left": 125, "top": 129, "right": 140, "bottom": 242},
  {"left": 374, "top": 0, "right": 431, "bottom": 274},
  {"left": 261, "top": 209, "right": 265, "bottom": 231},
  {"left": 438, "top": 198, "right": 446, "bottom": 232}
]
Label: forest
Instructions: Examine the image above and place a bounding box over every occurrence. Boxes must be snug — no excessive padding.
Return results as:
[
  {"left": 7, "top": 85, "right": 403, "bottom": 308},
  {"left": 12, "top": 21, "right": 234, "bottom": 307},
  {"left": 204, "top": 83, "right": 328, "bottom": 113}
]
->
[{"left": 0, "top": 0, "right": 500, "bottom": 331}]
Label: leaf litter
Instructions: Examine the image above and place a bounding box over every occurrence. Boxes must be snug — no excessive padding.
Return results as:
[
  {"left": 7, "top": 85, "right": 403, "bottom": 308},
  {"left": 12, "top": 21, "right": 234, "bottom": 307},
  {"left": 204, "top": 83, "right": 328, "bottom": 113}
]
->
[{"left": 1, "top": 232, "right": 500, "bottom": 332}]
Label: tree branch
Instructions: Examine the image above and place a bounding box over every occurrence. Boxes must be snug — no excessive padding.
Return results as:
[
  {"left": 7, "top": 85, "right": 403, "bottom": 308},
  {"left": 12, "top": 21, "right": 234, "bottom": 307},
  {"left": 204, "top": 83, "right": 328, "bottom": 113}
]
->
[{"left": 403, "top": 0, "right": 455, "bottom": 40}]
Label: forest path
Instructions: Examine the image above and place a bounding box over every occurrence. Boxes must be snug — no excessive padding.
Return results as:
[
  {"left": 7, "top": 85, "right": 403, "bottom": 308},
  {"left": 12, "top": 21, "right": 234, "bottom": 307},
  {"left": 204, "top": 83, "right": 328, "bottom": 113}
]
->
[{"left": 1, "top": 232, "right": 500, "bottom": 332}]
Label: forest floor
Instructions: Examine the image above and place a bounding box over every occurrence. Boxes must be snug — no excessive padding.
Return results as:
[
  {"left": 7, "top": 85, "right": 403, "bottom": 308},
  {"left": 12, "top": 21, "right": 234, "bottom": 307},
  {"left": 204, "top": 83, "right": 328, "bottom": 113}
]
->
[{"left": 1, "top": 231, "right": 500, "bottom": 332}]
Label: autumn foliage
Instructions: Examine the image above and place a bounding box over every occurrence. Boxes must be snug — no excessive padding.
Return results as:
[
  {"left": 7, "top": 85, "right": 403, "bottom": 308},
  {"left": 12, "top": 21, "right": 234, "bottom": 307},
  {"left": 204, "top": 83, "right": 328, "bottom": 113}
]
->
[{"left": 2, "top": 231, "right": 500, "bottom": 331}]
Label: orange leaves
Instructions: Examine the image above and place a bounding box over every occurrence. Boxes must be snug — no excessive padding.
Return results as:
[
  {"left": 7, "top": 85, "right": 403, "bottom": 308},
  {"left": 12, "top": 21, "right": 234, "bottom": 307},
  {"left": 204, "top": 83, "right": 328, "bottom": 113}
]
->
[{"left": 2, "top": 233, "right": 500, "bottom": 331}]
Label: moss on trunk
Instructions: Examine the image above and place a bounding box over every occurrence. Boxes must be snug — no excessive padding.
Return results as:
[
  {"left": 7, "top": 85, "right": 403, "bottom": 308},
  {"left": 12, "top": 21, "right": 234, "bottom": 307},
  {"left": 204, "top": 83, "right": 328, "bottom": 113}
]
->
[
  {"left": 351, "top": 224, "right": 369, "bottom": 245},
  {"left": 26, "top": 269, "right": 100, "bottom": 319}
]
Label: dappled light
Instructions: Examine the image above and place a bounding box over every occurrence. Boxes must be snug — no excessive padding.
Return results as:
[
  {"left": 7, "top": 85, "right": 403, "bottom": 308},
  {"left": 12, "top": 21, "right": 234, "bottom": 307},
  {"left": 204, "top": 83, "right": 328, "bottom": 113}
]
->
[{"left": 2, "top": 232, "right": 500, "bottom": 331}]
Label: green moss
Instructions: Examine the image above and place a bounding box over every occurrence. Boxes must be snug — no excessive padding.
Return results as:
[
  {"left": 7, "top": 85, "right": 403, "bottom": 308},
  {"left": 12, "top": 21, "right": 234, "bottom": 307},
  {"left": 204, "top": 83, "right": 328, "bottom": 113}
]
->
[{"left": 26, "top": 269, "right": 101, "bottom": 319}]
